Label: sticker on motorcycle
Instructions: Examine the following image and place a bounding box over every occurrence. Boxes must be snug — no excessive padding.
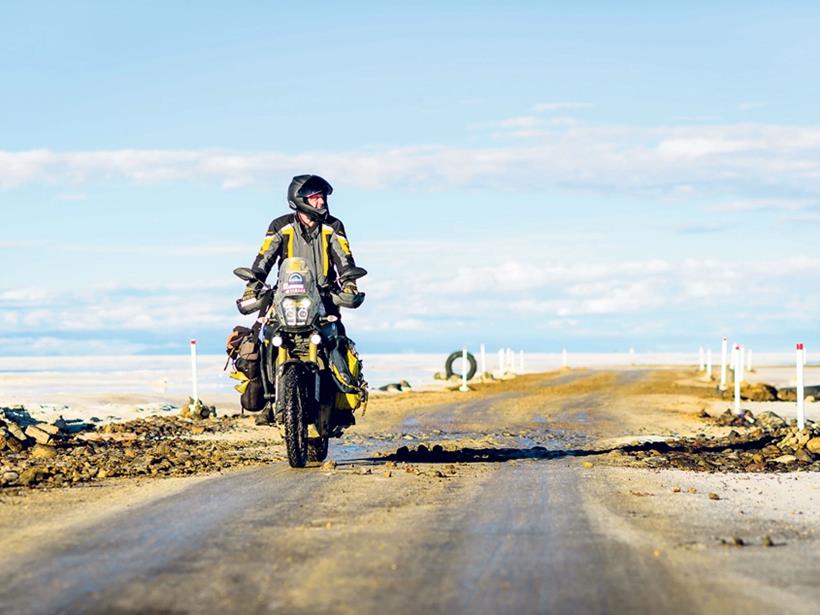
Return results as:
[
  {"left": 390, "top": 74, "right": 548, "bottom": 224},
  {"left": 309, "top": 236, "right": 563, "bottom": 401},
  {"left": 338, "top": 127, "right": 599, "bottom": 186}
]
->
[{"left": 283, "top": 272, "right": 306, "bottom": 293}]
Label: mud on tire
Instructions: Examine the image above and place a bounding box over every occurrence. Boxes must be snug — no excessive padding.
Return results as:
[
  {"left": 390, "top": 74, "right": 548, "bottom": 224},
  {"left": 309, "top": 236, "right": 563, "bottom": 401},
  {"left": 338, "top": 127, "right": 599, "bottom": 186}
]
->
[
  {"left": 279, "top": 364, "right": 308, "bottom": 468},
  {"left": 307, "top": 436, "right": 329, "bottom": 462}
]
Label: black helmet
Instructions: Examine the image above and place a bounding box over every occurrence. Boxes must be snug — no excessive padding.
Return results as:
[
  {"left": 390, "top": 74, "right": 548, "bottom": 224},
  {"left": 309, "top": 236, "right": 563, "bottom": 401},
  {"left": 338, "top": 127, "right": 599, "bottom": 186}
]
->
[{"left": 287, "top": 174, "right": 333, "bottom": 222}]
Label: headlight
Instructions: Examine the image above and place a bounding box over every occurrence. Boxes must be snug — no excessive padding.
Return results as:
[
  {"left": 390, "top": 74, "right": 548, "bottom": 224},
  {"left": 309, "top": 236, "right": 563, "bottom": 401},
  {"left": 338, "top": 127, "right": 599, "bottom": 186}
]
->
[{"left": 282, "top": 297, "right": 312, "bottom": 326}]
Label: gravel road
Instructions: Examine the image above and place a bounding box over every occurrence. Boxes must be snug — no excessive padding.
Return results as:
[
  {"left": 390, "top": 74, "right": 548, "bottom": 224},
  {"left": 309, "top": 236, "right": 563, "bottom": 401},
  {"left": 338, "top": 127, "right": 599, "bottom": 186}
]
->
[{"left": 0, "top": 369, "right": 817, "bottom": 614}]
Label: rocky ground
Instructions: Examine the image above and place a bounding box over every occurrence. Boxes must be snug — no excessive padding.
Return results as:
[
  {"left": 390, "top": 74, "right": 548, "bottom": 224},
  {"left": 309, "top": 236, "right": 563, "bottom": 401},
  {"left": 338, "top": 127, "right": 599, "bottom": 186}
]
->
[
  {"left": 2, "top": 370, "right": 818, "bottom": 492},
  {"left": 0, "top": 402, "right": 285, "bottom": 489}
]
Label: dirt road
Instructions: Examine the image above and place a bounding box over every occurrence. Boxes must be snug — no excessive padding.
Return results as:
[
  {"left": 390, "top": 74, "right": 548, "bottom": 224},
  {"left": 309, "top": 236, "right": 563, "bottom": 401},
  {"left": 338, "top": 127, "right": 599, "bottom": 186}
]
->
[{"left": 1, "top": 369, "right": 818, "bottom": 614}]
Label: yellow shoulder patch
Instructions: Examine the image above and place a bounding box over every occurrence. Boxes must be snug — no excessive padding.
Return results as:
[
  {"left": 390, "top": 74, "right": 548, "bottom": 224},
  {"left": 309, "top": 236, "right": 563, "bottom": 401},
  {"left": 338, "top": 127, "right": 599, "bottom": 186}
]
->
[
  {"left": 280, "top": 224, "right": 295, "bottom": 257},
  {"left": 336, "top": 234, "right": 351, "bottom": 256},
  {"left": 258, "top": 233, "right": 275, "bottom": 255}
]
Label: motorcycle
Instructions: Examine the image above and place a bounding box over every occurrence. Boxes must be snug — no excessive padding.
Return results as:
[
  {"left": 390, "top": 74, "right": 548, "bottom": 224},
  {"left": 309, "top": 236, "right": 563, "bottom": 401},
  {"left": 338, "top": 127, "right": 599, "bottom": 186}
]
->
[{"left": 233, "top": 258, "right": 368, "bottom": 468}]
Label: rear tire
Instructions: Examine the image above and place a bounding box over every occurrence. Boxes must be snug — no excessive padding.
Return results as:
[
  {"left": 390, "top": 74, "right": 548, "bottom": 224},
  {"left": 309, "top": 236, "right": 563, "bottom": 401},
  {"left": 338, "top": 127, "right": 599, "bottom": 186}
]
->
[
  {"left": 307, "top": 436, "right": 329, "bottom": 462},
  {"left": 279, "top": 364, "right": 308, "bottom": 468}
]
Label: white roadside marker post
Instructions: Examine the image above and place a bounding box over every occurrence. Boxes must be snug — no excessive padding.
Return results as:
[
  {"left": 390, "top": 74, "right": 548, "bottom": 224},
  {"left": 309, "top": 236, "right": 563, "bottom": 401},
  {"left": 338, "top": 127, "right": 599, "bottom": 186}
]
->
[
  {"left": 698, "top": 347, "right": 705, "bottom": 371},
  {"left": 508, "top": 348, "right": 515, "bottom": 372},
  {"left": 733, "top": 344, "right": 742, "bottom": 415},
  {"left": 797, "top": 343, "right": 805, "bottom": 430},
  {"left": 747, "top": 348, "right": 753, "bottom": 372},
  {"left": 720, "top": 337, "right": 728, "bottom": 390},
  {"left": 562, "top": 348, "right": 568, "bottom": 369},
  {"left": 706, "top": 349, "right": 713, "bottom": 380},
  {"left": 629, "top": 347, "right": 635, "bottom": 365},
  {"left": 190, "top": 339, "right": 200, "bottom": 410},
  {"left": 479, "top": 344, "right": 486, "bottom": 381},
  {"left": 738, "top": 345, "right": 745, "bottom": 384},
  {"left": 459, "top": 347, "right": 470, "bottom": 392}
]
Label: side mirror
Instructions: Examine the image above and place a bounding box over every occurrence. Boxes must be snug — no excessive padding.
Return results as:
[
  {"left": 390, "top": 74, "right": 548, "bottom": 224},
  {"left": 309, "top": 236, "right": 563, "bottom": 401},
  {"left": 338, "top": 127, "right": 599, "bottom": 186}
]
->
[{"left": 233, "top": 267, "right": 259, "bottom": 282}]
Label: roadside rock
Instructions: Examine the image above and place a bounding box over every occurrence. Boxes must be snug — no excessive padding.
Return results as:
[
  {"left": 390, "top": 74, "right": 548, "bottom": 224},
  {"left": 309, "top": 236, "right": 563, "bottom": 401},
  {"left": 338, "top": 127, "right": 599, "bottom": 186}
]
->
[
  {"left": 6, "top": 421, "right": 27, "bottom": 442},
  {"left": 1, "top": 412, "right": 281, "bottom": 491},
  {"left": 25, "top": 425, "right": 53, "bottom": 446},
  {"left": 613, "top": 410, "right": 820, "bottom": 474},
  {"left": 741, "top": 383, "right": 778, "bottom": 402},
  {"left": 376, "top": 379, "right": 413, "bottom": 393},
  {"left": 179, "top": 399, "right": 217, "bottom": 419},
  {"left": 756, "top": 411, "right": 787, "bottom": 429},
  {"left": 30, "top": 444, "right": 58, "bottom": 459}
]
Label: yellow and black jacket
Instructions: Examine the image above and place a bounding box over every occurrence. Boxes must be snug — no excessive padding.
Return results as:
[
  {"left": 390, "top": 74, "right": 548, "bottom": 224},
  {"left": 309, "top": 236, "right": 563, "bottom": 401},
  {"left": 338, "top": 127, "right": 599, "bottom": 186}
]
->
[{"left": 251, "top": 213, "right": 357, "bottom": 293}]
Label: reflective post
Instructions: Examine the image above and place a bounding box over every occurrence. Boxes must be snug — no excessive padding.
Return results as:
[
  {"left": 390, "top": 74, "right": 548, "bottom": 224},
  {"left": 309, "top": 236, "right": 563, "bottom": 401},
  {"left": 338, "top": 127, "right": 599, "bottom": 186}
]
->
[
  {"left": 797, "top": 343, "right": 805, "bottom": 430},
  {"left": 720, "top": 337, "right": 728, "bottom": 390},
  {"left": 190, "top": 339, "right": 199, "bottom": 408},
  {"left": 459, "top": 347, "right": 470, "bottom": 392},
  {"left": 733, "top": 344, "right": 742, "bottom": 415}
]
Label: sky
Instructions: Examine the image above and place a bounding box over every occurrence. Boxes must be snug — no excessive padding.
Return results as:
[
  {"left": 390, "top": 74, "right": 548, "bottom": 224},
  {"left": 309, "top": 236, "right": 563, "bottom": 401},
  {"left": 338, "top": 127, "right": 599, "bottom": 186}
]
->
[{"left": 2, "top": 1, "right": 820, "bottom": 356}]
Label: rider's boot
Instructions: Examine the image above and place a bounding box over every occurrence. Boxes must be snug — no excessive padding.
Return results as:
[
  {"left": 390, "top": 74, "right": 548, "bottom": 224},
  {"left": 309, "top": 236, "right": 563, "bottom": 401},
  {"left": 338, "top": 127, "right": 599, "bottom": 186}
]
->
[{"left": 254, "top": 406, "right": 275, "bottom": 425}]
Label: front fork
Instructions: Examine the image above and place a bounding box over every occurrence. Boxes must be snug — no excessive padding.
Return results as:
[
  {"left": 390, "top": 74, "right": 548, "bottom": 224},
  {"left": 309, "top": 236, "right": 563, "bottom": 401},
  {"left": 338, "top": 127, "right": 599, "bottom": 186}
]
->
[{"left": 271, "top": 339, "right": 329, "bottom": 435}]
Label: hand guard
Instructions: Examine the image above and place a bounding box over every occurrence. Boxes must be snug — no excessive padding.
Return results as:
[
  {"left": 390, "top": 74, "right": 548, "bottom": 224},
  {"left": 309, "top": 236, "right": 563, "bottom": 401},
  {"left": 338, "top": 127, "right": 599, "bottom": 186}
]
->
[
  {"left": 236, "top": 282, "right": 264, "bottom": 315},
  {"left": 332, "top": 281, "right": 365, "bottom": 309}
]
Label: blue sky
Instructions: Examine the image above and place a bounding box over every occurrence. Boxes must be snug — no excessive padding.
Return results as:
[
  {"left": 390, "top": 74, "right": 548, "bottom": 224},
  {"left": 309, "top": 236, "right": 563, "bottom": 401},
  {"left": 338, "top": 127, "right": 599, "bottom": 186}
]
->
[{"left": 2, "top": 2, "right": 820, "bottom": 355}]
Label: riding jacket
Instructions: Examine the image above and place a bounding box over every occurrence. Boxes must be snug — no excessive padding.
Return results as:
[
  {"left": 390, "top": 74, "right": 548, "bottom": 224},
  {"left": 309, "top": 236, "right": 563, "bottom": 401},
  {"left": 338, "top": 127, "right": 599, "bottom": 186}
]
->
[{"left": 251, "top": 213, "right": 357, "bottom": 293}]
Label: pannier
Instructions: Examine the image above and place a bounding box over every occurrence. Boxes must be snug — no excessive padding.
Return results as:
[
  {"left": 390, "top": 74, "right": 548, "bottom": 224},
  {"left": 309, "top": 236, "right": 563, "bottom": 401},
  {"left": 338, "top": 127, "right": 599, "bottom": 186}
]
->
[
  {"left": 329, "top": 337, "right": 368, "bottom": 412},
  {"left": 226, "top": 326, "right": 266, "bottom": 412}
]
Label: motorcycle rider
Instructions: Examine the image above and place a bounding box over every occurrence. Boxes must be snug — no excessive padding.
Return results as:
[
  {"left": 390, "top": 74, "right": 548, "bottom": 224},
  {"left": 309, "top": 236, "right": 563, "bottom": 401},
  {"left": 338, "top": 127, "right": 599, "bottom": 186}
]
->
[{"left": 242, "top": 174, "right": 366, "bottom": 423}]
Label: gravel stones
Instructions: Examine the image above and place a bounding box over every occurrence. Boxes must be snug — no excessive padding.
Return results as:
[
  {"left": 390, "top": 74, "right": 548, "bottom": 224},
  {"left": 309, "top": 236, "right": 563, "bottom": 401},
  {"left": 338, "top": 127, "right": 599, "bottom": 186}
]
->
[
  {"left": 615, "top": 410, "right": 819, "bottom": 473},
  {"left": 1, "top": 408, "right": 282, "bottom": 490}
]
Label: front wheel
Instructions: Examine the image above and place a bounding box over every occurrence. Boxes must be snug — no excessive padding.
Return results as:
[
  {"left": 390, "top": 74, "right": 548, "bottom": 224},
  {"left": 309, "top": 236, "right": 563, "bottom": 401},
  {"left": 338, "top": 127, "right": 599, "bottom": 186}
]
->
[
  {"left": 278, "top": 364, "right": 308, "bottom": 468},
  {"left": 307, "top": 436, "right": 329, "bottom": 462}
]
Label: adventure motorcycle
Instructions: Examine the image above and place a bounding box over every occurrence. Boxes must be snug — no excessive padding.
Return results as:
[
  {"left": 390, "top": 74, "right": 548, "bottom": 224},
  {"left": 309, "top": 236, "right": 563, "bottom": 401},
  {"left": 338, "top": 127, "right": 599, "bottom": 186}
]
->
[{"left": 232, "top": 258, "right": 368, "bottom": 468}]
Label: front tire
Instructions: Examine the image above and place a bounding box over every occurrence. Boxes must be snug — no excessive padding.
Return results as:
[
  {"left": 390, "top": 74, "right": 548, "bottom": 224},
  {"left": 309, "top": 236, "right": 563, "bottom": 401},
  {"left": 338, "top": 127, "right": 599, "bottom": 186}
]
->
[
  {"left": 307, "top": 436, "right": 329, "bottom": 462},
  {"left": 278, "top": 364, "right": 308, "bottom": 468}
]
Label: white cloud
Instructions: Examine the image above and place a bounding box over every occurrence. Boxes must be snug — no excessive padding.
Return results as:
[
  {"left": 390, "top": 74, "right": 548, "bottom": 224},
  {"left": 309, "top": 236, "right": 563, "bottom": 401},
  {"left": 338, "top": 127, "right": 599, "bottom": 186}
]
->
[
  {"left": 0, "top": 336, "right": 156, "bottom": 355},
  {"left": 656, "top": 137, "right": 759, "bottom": 158},
  {"left": 493, "top": 116, "right": 545, "bottom": 129},
  {"left": 713, "top": 198, "right": 816, "bottom": 212},
  {"left": 2, "top": 121, "right": 820, "bottom": 199},
  {"left": 531, "top": 102, "right": 592, "bottom": 112},
  {"left": 2, "top": 251, "right": 820, "bottom": 349}
]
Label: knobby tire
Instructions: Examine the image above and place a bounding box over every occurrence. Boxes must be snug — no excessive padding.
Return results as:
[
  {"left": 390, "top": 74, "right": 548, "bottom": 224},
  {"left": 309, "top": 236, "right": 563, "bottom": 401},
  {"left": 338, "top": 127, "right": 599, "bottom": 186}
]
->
[
  {"left": 280, "top": 364, "right": 308, "bottom": 468},
  {"left": 307, "top": 436, "right": 329, "bottom": 462}
]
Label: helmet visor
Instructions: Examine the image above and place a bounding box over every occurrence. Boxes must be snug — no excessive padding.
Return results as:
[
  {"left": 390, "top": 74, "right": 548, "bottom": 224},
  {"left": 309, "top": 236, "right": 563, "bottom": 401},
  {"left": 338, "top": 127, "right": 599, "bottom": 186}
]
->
[{"left": 296, "top": 176, "right": 333, "bottom": 199}]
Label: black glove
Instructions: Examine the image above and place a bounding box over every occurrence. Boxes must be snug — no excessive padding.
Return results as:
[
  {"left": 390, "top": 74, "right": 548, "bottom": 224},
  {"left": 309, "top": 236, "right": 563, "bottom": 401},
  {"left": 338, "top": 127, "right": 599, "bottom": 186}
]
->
[
  {"left": 244, "top": 280, "right": 263, "bottom": 298},
  {"left": 333, "top": 280, "right": 365, "bottom": 309}
]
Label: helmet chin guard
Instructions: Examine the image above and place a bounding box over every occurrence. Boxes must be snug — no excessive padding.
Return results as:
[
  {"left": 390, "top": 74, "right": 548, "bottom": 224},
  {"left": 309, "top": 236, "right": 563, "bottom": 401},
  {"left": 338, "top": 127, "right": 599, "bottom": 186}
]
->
[{"left": 287, "top": 174, "right": 333, "bottom": 222}]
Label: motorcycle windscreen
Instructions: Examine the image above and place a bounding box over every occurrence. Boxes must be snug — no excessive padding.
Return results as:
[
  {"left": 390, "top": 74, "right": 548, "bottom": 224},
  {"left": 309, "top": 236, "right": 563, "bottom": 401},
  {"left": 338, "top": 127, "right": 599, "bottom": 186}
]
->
[{"left": 273, "top": 257, "right": 323, "bottom": 327}]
